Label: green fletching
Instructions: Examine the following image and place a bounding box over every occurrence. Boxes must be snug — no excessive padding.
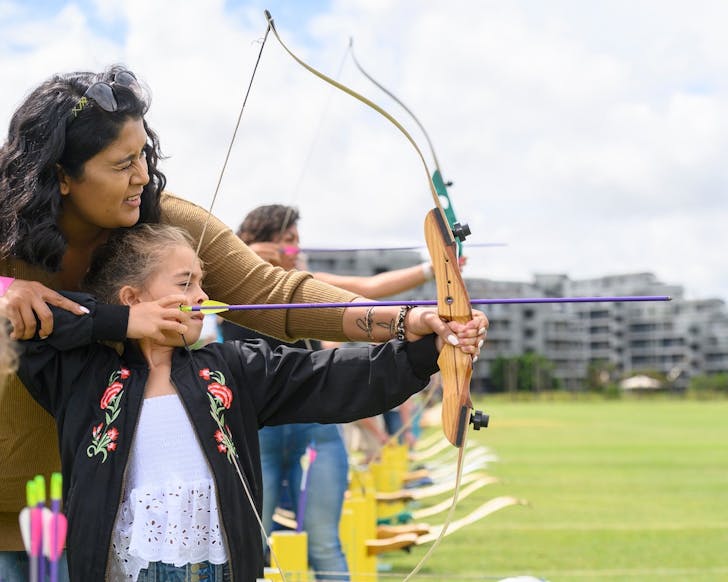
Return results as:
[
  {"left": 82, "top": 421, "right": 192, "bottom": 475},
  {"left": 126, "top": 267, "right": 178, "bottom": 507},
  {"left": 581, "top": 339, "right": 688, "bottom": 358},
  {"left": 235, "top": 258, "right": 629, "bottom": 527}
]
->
[
  {"left": 26, "top": 480, "right": 36, "bottom": 507},
  {"left": 51, "top": 472, "right": 62, "bottom": 501},
  {"left": 34, "top": 475, "right": 46, "bottom": 503}
]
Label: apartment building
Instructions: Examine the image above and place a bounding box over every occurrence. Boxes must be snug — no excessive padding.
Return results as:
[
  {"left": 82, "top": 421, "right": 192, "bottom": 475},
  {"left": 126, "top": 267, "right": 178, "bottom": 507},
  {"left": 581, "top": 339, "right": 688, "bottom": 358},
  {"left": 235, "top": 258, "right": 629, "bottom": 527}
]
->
[{"left": 306, "top": 252, "right": 728, "bottom": 391}]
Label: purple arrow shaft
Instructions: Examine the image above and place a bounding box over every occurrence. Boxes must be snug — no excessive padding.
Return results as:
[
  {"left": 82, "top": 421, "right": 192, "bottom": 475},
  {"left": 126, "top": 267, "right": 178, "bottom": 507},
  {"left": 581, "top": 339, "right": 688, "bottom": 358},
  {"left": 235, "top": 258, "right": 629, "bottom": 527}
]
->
[
  {"left": 50, "top": 499, "right": 60, "bottom": 582},
  {"left": 188, "top": 295, "right": 671, "bottom": 311}
]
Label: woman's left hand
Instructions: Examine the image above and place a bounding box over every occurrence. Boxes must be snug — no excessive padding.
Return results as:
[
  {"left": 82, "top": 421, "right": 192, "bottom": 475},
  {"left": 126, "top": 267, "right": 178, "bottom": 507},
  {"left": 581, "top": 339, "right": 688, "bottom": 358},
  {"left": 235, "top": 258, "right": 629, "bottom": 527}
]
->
[{"left": 405, "top": 307, "right": 487, "bottom": 360}]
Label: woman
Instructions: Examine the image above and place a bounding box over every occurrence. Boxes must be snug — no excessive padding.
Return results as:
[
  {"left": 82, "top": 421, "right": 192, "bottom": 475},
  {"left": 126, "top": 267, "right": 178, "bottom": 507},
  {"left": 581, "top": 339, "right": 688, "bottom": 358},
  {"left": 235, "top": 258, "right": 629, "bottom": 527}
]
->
[{"left": 0, "top": 65, "right": 486, "bottom": 569}]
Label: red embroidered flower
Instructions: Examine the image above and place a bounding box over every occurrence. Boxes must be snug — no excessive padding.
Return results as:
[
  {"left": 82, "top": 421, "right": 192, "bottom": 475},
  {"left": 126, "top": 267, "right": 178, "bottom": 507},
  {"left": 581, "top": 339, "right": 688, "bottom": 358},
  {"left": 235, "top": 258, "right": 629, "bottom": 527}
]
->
[
  {"left": 100, "top": 382, "right": 123, "bottom": 409},
  {"left": 120, "top": 368, "right": 131, "bottom": 379},
  {"left": 92, "top": 423, "right": 104, "bottom": 439},
  {"left": 208, "top": 383, "right": 233, "bottom": 409},
  {"left": 199, "top": 368, "right": 211, "bottom": 380},
  {"left": 214, "top": 429, "right": 225, "bottom": 443},
  {"left": 106, "top": 427, "right": 119, "bottom": 441},
  {"left": 217, "top": 443, "right": 227, "bottom": 453},
  {"left": 107, "top": 442, "right": 117, "bottom": 451}
]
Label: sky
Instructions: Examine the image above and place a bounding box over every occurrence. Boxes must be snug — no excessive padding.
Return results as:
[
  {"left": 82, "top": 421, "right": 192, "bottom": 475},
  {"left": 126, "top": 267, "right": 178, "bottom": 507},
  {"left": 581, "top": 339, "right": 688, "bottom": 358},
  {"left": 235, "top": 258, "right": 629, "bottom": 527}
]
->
[{"left": 1, "top": 0, "right": 726, "bottom": 302}]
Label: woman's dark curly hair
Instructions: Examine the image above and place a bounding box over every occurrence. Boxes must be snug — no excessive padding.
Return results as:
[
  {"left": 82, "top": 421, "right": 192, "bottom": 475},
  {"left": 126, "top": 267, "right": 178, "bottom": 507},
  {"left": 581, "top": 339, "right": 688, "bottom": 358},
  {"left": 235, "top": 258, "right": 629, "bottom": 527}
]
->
[
  {"left": 0, "top": 64, "right": 166, "bottom": 271},
  {"left": 237, "top": 204, "right": 300, "bottom": 244}
]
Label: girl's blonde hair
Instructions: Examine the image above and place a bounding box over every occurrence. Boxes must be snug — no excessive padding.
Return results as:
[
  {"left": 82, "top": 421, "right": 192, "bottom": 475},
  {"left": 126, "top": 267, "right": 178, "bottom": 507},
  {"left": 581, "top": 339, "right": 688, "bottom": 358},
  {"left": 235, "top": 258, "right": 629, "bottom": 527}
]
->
[{"left": 82, "top": 223, "right": 196, "bottom": 304}]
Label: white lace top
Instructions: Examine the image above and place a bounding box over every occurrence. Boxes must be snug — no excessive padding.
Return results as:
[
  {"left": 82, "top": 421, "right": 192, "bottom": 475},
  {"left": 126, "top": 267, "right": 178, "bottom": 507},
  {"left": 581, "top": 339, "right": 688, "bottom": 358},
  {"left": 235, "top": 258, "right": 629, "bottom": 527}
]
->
[{"left": 110, "top": 394, "right": 228, "bottom": 580}]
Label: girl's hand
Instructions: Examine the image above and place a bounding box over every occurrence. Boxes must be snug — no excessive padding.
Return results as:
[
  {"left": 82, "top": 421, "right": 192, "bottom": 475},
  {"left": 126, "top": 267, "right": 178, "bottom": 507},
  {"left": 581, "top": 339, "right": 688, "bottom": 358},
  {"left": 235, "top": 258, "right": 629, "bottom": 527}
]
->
[
  {"left": 127, "top": 295, "right": 190, "bottom": 342},
  {"left": 405, "top": 307, "right": 488, "bottom": 361},
  {"left": 1, "top": 280, "right": 88, "bottom": 340}
]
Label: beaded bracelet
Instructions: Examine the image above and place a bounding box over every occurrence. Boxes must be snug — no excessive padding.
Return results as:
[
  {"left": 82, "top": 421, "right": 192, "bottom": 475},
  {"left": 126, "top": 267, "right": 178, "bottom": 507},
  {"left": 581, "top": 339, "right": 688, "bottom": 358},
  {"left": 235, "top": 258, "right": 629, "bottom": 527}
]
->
[{"left": 395, "top": 305, "right": 413, "bottom": 341}]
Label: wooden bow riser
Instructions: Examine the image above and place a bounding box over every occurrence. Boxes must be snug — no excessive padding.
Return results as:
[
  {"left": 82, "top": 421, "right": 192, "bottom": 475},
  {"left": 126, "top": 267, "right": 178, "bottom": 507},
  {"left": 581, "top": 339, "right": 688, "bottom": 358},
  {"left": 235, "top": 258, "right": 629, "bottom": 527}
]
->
[{"left": 424, "top": 208, "right": 473, "bottom": 447}]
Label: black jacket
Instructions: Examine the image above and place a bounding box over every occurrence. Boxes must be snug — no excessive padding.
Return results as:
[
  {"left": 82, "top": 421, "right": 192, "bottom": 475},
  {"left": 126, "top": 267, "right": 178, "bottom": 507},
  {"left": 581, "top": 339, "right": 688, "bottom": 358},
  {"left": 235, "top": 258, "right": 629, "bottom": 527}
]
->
[{"left": 17, "top": 293, "right": 438, "bottom": 581}]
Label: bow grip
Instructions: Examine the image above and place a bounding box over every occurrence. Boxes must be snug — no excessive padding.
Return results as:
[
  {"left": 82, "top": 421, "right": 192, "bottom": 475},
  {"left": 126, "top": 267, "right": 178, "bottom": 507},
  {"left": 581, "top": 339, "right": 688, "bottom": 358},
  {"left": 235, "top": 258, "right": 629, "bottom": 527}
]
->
[{"left": 424, "top": 208, "right": 474, "bottom": 446}]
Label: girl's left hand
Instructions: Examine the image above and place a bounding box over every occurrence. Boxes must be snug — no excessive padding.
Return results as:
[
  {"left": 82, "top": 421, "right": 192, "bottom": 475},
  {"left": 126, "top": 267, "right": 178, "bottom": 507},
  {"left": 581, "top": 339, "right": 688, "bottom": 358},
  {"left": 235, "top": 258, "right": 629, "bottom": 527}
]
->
[{"left": 405, "top": 308, "right": 487, "bottom": 360}]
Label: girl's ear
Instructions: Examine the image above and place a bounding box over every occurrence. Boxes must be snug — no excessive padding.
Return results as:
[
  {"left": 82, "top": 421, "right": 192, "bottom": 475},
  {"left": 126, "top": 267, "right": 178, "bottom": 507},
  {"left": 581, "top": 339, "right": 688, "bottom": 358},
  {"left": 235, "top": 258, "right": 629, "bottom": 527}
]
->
[
  {"left": 56, "top": 164, "right": 70, "bottom": 196},
  {"left": 118, "top": 285, "right": 142, "bottom": 307}
]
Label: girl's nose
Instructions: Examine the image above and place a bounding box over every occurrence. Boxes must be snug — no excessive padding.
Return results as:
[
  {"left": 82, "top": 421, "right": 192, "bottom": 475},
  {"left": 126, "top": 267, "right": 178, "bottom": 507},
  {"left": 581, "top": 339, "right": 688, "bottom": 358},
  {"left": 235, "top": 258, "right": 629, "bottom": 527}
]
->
[{"left": 195, "top": 288, "right": 209, "bottom": 305}]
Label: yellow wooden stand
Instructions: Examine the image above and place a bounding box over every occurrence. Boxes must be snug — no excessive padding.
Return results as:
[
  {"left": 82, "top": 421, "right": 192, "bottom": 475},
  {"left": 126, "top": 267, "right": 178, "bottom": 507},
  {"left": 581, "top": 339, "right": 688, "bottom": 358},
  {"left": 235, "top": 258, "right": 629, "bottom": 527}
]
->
[
  {"left": 341, "top": 468, "right": 378, "bottom": 581},
  {"left": 370, "top": 444, "right": 408, "bottom": 520},
  {"left": 265, "top": 531, "right": 309, "bottom": 582}
]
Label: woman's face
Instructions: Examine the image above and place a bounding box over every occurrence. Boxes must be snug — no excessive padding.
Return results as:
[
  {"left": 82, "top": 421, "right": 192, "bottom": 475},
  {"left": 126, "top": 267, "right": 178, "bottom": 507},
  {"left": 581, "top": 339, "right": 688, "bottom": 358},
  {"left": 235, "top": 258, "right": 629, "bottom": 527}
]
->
[
  {"left": 273, "top": 224, "right": 300, "bottom": 271},
  {"left": 58, "top": 118, "right": 150, "bottom": 235}
]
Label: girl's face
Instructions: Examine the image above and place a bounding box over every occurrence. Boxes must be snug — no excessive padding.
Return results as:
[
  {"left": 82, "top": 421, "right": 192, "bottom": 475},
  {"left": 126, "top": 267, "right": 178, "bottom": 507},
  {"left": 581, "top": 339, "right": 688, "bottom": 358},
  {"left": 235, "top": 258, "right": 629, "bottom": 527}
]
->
[
  {"left": 273, "top": 224, "right": 300, "bottom": 271},
  {"left": 138, "top": 244, "right": 209, "bottom": 346},
  {"left": 58, "top": 118, "right": 150, "bottom": 236}
]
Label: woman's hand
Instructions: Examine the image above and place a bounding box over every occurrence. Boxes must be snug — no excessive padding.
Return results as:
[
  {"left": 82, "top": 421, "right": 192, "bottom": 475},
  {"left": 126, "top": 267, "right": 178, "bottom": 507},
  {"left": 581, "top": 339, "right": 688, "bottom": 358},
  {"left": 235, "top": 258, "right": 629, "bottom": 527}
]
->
[
  {"left": 0, "top": 280, "right": 88, "bottom": 340},
  {"left": 247, "top": 242, "right": 285, "bottom": 267},
  {"left": 127, "top": 295, "right": 191, "bottom": 342},
  {"left": 405, "top": 307, "right": 488, "bottom": 361}
]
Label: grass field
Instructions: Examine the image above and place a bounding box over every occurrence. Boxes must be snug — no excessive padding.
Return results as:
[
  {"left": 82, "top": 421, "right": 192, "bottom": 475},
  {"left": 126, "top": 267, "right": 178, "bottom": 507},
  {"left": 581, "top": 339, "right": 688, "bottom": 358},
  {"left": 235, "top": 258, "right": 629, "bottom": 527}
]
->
[{"left": 381, "top": 397, "right": 728, "bottom": 581}]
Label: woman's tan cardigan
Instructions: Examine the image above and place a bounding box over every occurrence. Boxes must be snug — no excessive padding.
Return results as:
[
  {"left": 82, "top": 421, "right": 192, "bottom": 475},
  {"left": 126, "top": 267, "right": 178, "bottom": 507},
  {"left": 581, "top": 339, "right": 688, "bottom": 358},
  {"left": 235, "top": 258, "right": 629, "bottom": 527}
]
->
[{"left": 0, "top": 193, "right": 357, "bottom": 549}]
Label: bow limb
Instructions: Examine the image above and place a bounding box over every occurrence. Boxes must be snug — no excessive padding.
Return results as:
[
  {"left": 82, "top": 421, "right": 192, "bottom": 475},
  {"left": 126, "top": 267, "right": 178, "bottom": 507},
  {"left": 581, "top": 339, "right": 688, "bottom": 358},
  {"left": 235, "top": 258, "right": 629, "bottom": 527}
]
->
[
  {"left": 264, "top": 11, "right": 436, "bottom": 205},
  {"left": 349, "top": 39, "right": 467, "bottom": 256}
]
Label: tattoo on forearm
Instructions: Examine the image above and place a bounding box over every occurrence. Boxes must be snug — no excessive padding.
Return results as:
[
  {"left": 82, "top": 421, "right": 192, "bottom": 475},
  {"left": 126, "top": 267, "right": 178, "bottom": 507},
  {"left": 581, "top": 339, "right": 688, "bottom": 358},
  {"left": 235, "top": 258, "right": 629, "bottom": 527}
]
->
[
  {"left": 355, "top": 307, "right": 376, "bottom": 340},
  {"left": 356, "top": 310, "right": 397, "bottom": 340},
  {"left": 378, "top": 318, "right": 396, "bottom": 337}
]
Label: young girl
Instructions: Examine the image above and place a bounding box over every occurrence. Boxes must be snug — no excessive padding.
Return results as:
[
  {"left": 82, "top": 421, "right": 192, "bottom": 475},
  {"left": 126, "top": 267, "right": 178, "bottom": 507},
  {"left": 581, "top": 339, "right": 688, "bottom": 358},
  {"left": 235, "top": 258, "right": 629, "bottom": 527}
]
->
[{"left": 15, "top": 223, "right": 454, "bottom": 581}]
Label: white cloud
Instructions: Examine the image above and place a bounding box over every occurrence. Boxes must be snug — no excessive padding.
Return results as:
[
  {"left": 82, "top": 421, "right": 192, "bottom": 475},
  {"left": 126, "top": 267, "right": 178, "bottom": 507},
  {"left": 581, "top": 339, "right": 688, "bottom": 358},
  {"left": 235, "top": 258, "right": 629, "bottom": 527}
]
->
[{"left": 1, "top": 0, "right": 726, "bottom": 301}]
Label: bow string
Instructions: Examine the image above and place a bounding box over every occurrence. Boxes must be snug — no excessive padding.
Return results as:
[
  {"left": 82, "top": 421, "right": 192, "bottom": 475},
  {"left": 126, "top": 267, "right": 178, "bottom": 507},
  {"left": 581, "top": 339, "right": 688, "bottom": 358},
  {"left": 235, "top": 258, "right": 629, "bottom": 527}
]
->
[{"left": 177, "top": 19, "right": 296, "bottom": 582}]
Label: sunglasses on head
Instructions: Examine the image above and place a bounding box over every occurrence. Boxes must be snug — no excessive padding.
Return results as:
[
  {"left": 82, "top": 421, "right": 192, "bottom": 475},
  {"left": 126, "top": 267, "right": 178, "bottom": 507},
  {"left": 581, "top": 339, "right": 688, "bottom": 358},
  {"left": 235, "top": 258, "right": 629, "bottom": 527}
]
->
[{"left": 71, "top": 71, "right": 142, "bottom": 118}]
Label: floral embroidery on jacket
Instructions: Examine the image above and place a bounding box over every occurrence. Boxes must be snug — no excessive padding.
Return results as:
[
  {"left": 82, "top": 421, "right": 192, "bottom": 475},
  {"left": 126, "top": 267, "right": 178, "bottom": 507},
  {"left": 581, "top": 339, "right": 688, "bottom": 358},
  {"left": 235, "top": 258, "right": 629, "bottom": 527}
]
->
[
  {"left": 87, "top": 368, "right": 129, "bottom": 462},
  {"left": 199, "top": 368, "right": 237, "bottom": 464}
]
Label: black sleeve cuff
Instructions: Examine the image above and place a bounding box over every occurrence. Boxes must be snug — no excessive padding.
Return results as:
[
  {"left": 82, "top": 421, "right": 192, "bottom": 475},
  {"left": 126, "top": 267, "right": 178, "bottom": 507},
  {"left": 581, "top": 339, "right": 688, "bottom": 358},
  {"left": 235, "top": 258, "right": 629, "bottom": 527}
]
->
[
  {"left": 92, "top": 304, "right": 129, "bottom": 342},
  {"left": 404, "top": 334, "right": 440, "bottom": 379}
]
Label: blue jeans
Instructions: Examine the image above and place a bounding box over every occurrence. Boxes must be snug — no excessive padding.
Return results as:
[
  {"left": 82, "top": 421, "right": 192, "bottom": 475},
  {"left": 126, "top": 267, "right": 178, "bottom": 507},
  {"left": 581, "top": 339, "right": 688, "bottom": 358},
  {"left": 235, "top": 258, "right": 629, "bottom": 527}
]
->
[
  {"left": 0, "top": 550, "right": 69, "bottom": 582},
  {"left": 259, "top": 423, "right": 349, "bottom": 581},
  {"left": 136, "top": 560, "right": 230, "bottom": 581},
  {"left": 383, "top": 409, "right": 403, "bottom": 441}
]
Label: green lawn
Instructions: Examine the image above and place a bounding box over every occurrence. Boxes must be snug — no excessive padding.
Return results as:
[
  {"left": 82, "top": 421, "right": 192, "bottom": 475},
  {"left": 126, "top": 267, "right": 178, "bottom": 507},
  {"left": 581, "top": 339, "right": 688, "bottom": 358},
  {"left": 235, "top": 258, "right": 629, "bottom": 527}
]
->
[{"left": 382, "top": 397, "right": 728, "bottom": 581}]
